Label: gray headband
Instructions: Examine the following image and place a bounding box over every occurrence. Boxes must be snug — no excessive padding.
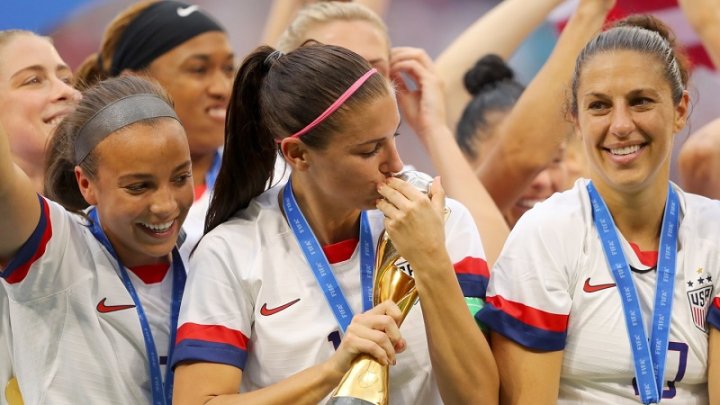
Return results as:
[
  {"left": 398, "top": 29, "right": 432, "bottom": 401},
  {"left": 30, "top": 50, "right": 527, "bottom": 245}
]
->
[{"left": 74, "top": 94, "right": 179, "bottom": 164}]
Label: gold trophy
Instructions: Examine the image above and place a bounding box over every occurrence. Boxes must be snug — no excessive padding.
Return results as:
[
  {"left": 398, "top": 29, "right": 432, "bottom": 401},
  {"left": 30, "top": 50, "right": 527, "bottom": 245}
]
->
[
  {"left": 328, "top": 171, "right": 434, "bottom": 405},
  {"left": 5, "top": 377, "right": 23, "bottom": 405}
]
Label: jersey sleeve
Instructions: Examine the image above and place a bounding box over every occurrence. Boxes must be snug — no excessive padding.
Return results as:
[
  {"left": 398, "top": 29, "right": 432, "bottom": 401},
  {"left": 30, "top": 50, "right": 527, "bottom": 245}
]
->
[
  {"left": 476, "top": 204, "right": 574, "bottom": 351},
  {"left": 443, "top": 199, "right": 490, "bottom": 301},
  {"left": 709, "top": 288, "right": 720, "bottom": 331},
  {"left": 0, "top": 196, "right": 85, "bottom": 302},
  {"left": 172, "top": 228, "right": 254, "bottom": 371},
  {"left": 0, "top": 291, "right": 12, "bottom": 402}
]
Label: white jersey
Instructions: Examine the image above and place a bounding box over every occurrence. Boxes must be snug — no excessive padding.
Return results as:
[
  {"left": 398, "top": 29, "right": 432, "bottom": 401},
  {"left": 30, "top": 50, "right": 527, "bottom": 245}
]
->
[
  {"left": 0, "top": 290, "right": 11, "bottom": 405},
  {"left": 179, "top": 152, "right": 290, "bottom": 264},
  {"left": 478, "top": 179, "right": 720, "bottom": 404},
  {"left": 174, "top": 185, "right": 488, "bottom": 404},
  {"left": 0, "top": 196, "right": 178, "bottom": 405}
]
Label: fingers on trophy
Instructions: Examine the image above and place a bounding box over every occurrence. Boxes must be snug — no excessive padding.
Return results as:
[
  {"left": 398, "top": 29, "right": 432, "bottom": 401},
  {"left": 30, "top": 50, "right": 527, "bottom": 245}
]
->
[{"left": 329, "top": 170, "right": 434, "bottom": 405}]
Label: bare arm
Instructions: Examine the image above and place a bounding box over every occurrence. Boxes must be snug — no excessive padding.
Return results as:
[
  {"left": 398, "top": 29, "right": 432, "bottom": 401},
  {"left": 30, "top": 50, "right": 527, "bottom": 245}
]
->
[
  {"left": 261, "top": 0, "right": 389, "bottom": 47},
  {"left": 173, "top": 301, "right": 406, "bottom": 405},
  {"left": 491, "top": 332, "right": 562, "bottom": 404},
  {"left": 478, "top": 0, "right": 614, "bottom": 212},
  {"left": 174, "top": 362, "right": 342, "bottom": 405},
  {"left": 377, "top": 178, "right": 499, "bottom": 403},
  {"left": 392, "top": 47, "right": 509, "bottom": 266},
  {"left": 709, "top": 328, "right": 720, "bottom": 402},
  {"left": 678, "top": 119, "right": 720, "bottom": 199},
  {"left": 678, "top": 0, "right": 720, "bottom": 68},
  {"left": 435, "top": 0, "right": 565, "bottom": 129},
  {"left": 0, "top": 123, "right": 42, "bottom": 263}
]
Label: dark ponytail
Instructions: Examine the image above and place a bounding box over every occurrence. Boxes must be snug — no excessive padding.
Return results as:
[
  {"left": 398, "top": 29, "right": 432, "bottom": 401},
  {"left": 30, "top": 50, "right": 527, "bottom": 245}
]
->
[
  {"left": 205, "top": 43, "right": 388, "bottom": 234},
  {"left": 205, "top": 46, "right": 278, "bottom": 233},
  {"left": 456, "top": 54, "right": 524, "bottom": 159}
]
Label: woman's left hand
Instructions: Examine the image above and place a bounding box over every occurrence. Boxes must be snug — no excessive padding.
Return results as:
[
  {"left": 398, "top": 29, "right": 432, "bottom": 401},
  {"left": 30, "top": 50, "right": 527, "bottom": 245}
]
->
[
  {"left": 390, "top": 47, "right": 448, "bottom": 143},
  {"left": 376, "top": 176, "right": 447, "bottom": 269}
]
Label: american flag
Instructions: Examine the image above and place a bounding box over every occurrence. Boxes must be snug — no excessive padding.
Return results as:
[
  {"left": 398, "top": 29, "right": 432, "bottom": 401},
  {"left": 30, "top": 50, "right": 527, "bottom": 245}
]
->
[{"left": 549, "top": 0, "right": 715, "bottom": 69}]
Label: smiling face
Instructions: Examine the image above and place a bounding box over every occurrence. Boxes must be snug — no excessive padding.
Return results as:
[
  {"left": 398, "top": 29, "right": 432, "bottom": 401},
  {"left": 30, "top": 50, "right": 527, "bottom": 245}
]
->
[
  {"left": 469, "top": 109, "right": 569, "bottom": 227},
  {"left": 505, "top": 146, "right": 568, "bottom": 227},
  {"left": 302, "top": 20, "right": 390, "bottom": 78},
  {"left": 574, "top": 50, "right": 688, "bottom": 196},
  {"left": 0, "top": 34, "right": 81, "bottom": 175},
  {"left": 299, "top": 92, "right": 403, "bottom": 213},
  {"left": 78, "top": 119, "right": 193, "bottom": 267},
  {"left": 146, "top": 31, "right": 234, "bottom": 157}
]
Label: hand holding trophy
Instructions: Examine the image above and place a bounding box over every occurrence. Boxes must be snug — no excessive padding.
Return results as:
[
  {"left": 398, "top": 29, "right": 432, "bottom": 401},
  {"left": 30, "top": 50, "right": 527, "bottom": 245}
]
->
[{"left": 328, "top": 170, "right": 435, "bottom": 405}]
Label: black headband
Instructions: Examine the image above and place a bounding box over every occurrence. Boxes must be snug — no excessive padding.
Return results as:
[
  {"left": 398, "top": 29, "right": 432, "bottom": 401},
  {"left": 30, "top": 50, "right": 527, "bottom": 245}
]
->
[{"left": 110, "top": 1, "right": 225, "bottom": 76}]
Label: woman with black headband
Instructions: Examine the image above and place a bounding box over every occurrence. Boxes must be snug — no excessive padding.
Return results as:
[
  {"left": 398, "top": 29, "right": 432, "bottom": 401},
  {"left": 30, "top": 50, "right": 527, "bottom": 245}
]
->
[
  {"left": 76, "top": 0, "right": 235, "bottom": 261},
  {"left": 0, "top": 75, "right": 193, "bottom": 404}
]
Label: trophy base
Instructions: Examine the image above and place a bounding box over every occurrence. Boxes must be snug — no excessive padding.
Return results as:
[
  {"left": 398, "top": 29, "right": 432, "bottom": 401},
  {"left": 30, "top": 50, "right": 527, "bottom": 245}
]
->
[{"left": 326, "top": 397, "right": 377, "bottom": 405}]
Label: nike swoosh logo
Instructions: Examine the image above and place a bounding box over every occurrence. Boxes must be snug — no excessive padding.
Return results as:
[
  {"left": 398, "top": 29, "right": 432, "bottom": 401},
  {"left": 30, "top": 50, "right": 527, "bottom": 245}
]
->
[
  {"left": 177, "top": 5, "right": 199, "bottom": 17},
  {"left": 260, "top": 298, "right": 301, "bottom": 316},
  {"left": 97, "top": 298, "right": 136, "bottom": 313},
  {"left": 583, "top": 278, "right": 617, "bottom": 293}
]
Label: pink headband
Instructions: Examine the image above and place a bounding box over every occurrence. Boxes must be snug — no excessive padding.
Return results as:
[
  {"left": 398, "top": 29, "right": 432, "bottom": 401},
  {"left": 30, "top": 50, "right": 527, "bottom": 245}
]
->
[{"left": 288, "top": 68, "right": 378, "bottom": 139}]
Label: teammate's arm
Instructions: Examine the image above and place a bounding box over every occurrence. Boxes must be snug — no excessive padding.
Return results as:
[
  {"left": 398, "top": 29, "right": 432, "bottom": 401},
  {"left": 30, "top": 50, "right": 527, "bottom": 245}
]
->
[
  {"left": 392, "top": 46, "right": 508, "bottom": 267},
  {"left": 477, "top": 0, "right": 614, "bottom": 213},
  {"left": 173, "top": 301, "right": 406, "bottom": 405},
  {"left": 377, "top": 178, "right": 499, "bottom": 404},
  {"left": 0, "top": 123, "right": 42, "bottom": 264},
  {"left": 709, "top": 328, "right": 720, "bottom": 402},
  {"left": 174, "top": 362, "right": 340, "bottom": 405},
  {"left": 678, "top": 118, "right": 720, "bottom": 199},
  {"left": 435, "top": 0, "right": 564, "bottom": 130},
  {"left": 491, "top": 332, "right": 563, "bottom": 405},
  {"left": 678, "top": 0, "right": 720, "bottom": 69}
]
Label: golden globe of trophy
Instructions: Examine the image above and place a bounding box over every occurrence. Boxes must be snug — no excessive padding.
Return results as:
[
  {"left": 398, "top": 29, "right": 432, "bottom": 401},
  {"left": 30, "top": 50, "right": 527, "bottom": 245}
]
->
[{"left": 328, "top": 170, "right": 434, "bottom": 405}]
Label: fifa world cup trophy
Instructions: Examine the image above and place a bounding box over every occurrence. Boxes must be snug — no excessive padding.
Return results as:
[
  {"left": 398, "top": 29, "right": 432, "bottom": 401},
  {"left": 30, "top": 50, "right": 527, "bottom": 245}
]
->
[{"left": 328, "top": 171, "right": 434, "bottom": 405}]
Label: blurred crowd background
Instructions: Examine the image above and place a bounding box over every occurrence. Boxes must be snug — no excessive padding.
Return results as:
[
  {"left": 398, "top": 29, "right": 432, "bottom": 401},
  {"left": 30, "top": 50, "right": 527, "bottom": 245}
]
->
[{"left": 3, "top": 0, "right": 718, "bottom": 179}]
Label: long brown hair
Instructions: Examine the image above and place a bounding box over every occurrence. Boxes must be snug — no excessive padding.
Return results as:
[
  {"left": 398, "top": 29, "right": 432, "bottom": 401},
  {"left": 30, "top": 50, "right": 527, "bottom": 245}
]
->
[{"left": 205, "top": 44, "right": 389, "bottom": 233}]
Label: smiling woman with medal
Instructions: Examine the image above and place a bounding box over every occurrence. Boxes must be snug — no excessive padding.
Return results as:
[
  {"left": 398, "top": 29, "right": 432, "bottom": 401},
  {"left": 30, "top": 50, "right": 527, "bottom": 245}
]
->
[
  {"left": 171, "top": 44, "right": 498, "bottom": 404},
  {"left": 0, "top": 75, "right": 193, "bottom": 404},
  {"left": 478, "top": 15, "right": 720, "bottom": 404}
]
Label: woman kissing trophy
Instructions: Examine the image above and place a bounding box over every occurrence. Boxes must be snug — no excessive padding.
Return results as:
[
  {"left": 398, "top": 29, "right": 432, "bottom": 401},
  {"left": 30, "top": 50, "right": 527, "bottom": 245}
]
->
[{"left": 329, "top": 170, "right": 435, "bottom": 405}]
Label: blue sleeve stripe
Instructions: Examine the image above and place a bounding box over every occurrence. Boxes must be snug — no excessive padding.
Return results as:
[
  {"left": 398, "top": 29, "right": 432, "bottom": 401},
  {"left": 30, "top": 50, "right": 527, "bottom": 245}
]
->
[
  {"left": 708, "top": 306, "right": 720, "bottom": 331},
  {"left": 4, "top": 195, "right": 49, "bottom": 281},
  {"left": 172, "top": 339, "right": 248, "bottom": 370},
  {"left": 456, "top": 273, "right": 487, "bottom": 299},
  {"left": 476, "top": 302, "right": 566, "bottom": 351}
]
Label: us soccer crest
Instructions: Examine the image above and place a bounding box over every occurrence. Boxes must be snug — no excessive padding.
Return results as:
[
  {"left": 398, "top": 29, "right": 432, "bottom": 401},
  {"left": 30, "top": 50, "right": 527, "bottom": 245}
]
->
[{"left": 686, "top": 274, "right": 714, "bottom": 333}]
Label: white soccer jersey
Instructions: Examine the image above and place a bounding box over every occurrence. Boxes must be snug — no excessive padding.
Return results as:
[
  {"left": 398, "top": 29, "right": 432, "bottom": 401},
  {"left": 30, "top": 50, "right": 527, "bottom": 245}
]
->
[
  {"left": 179, "top": 153, "right": 291, "bottom": 264},
  {"left": 0, "top": 196, "right": 178, "bottom": 404},
  {"left": 0, "top": 291, "right": 11, "bottom": 405},
  {"left": 478, "top": 179, "right": 720, "bottom": 404},
  {"left": 174, "top": 185, "right": 488, "bottom": 404}
]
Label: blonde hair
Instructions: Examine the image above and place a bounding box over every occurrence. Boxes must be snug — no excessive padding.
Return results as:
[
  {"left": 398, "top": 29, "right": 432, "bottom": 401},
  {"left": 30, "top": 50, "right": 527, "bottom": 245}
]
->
[
  {"left": 0, "top": 30, "right": 51, "bottom": 58},
  {"left": 0, "top": 29, "right": 35, "bottom": 47},
  {"left": 276, "top": 1, "right": 390, "bottom": 52}
]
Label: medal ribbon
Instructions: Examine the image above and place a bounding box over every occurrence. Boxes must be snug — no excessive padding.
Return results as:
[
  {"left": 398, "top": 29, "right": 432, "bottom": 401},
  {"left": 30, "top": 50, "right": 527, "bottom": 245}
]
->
[
  {"left": 88, "top": 208, "right": 185, "bottom": 405},
  {"left": 283, "top": 180, "right": 374, "bottom": 333},
  {"left": 205, "top": 150, "right": 222, "bottom": 191},
  {"left": 587, "top": 182, "right": 679, "bottom": 404}
]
